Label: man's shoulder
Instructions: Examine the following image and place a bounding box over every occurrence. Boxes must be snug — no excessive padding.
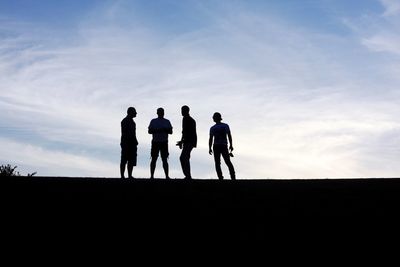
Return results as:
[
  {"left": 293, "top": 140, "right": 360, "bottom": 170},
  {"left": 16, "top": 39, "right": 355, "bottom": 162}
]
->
[
  {"left": 184, "top": 116, "right": 195, "bottom": 123},
  {"left": 210, "top": 123, "right": 229, "bottom": 132},
  {"left": 213, "top": 123, "right": 229, "bottom": 127},
  {"left": 150, "top": 118, "right": 171, "bottom": 126},
  {"left": 163, "top": 118, "right": 172, "bottom": 125},
  {"left": 210, "top": 124, "right": 219, "bottom": 132},
  {"left": 188, "top": 116, "right": 196, "bottom": 123},
  {"left": 220, "top": 122, "right": 229, "bottom": 128},
  {"left": 121, "top": 117, "right": 130, "bottom": 124}
]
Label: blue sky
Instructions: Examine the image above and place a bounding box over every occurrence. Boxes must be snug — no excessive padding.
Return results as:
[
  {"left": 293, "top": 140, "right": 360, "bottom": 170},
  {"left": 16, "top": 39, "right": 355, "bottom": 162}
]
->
[{"left": 1, "top": 0, "right": 399, "bottom": 178}]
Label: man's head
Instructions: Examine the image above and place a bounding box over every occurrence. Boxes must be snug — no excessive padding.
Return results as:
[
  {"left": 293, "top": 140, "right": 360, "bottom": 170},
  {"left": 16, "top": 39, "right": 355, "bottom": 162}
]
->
[
  {"left": 157, "top": 107, "right": 165, "bottom": 118},
  {"left": 181, "top": 105, "right": 190, "bottom": 117},
  {"left": 213, "top": 112, "right": 222, "bottom": 123},
  {"left": 127, "top": 107, "right": 137, "bottom": 118}
]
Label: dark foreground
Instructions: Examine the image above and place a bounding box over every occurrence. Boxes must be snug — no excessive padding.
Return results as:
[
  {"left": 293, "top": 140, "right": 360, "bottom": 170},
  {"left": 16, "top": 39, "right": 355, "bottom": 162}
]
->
[{"left": 2, "top": 177, "right": 400, "bottom": 245}]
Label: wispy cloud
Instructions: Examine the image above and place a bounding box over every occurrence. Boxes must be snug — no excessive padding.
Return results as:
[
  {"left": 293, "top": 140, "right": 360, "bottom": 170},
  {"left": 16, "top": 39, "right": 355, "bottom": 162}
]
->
[
  {"left": 1, "top": 1, "right": 400, "bottom": 178},
  {"left": 380, "top": 0, "right": 400, "bottom": 16},
  {"left": 0, "top": 137, "right": 116, "bottom": 177},
  {"left": 348, "top": 0, "right": 400, "bottom": 57},
  {"left": 362, "top": 33, "right": 400, "bottom": 55}
]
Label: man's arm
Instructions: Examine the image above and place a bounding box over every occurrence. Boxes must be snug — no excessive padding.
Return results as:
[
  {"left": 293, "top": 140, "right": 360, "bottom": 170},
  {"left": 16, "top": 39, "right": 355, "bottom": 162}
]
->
[
  {"left": 167, "top": 121, "right": 173, "bottom": 135},
  {"left": 121, "top": 121, "right": 127, "bottom": 137},
  {"left": 192, "top": 119, "right": 197, "bottom": 148},
  {"left": 134, "top": 123, "right": 139, "bottom": 145},
  {"left": 228, "top": 132, "right": 234, "bottom": 152},
  {"left": 209, "top": 134, "right": 213, "bottom": 155},
  {"left": 177, "top": 119, "right": 184, "bottom": 149},
  {"left": 180, "top": 118, "right": 186, "bottom": 142},
  {"left": 148, "top": 126, "right": 171, "bottom": 134},
  {"left": 148, "top": 120, "right": 154, "bottom": 134}
]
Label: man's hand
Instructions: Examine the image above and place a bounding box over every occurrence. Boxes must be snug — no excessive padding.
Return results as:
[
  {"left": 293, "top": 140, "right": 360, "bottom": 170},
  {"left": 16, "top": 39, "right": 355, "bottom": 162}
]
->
[
  {"left": 229, "top": 146, "right": 234, "bottom": 152},
  {"left": 209, "top": 149, "right": 213, "bottom": 155},
  {"left": 176, "top": 141, "right": 183, "bottom": 149}
]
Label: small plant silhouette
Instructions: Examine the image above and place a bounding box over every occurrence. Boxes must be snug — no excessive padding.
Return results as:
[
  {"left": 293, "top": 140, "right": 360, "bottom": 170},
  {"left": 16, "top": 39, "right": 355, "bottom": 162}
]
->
[
  {"left": 0, "top": 164, "right": 36, "bottom": 177},
  {"left": 0, "top": 164, "right": 20, "bottom": 176}
]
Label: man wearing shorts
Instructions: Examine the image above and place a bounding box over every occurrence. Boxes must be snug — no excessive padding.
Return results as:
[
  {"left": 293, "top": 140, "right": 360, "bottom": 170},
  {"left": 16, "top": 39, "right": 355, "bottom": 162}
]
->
[
  {"left": 148, "top": 107, "right": 173, "bottom": 179},
  {"left": 120, "top": 107, "right": 138, "bottom": 179}
]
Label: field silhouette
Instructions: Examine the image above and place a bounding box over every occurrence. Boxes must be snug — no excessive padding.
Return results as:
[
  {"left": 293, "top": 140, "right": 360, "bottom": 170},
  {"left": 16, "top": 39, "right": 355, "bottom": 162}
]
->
[{"left": 2, "top": 176, "right": 399, "bottom": 245}]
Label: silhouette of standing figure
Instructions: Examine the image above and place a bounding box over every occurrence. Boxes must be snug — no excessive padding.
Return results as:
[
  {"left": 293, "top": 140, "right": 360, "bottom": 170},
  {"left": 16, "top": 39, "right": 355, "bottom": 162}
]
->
[
  {"left": 177, "top": 105, "right": 197, "bottom": 179},
  {"left": 120, "top": 107, "right": 138, "bottom": 179},
  {"left": 209, "top": 112, "right": 236, "bottom": 180},
  {"left": 148, "top": 107, "right": 173, "bottom": 179}
]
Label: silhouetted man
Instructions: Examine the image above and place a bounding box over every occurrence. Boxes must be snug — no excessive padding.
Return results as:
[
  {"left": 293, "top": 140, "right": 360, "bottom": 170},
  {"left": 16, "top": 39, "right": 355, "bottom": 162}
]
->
[
  {"left": 209, "top": 112, "right": 236, "bottom": 180},
  {"left": 148, "top": 107, "right": 173, "bottom": 179},
  {"left": 177, "top": 105, "right": 197, "bottom": 179},
  {"left": 120, "top": 107, "right": 138, "bottom": 179}
]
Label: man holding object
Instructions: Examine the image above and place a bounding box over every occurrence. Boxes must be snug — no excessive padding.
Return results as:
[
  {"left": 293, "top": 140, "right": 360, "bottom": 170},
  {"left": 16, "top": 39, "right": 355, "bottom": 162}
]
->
[{"left": 177, "top": 105, "right": 197, "bottom": 179}]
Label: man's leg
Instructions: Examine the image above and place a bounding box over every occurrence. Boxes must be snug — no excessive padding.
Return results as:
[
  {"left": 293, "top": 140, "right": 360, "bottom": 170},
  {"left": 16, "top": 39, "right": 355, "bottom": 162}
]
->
[
  {"left": 221, "top": 148, "right": 236, "bottom": 180},
  {"left": 120, "top": 159, "right": 127, "bottom": 179},
  {"left": 180, "top": 144, "right": 193, "bottom": 179},
  {"left": 127, "top": 161, "right": 134, "bottom": 178},
  {"left": 128, "top": 146, "right": 137, "bottom": 178},
  {"left": 150, "top": 143, "right": 158, "bottom": 179},
  {"left": 120, "top": 147, "right": 127, "bottom": 178},
  {"left": 150, "top": 158, "right": 157, "bottom": 179},
  {"left": 162, "top": 157, "right": 169, "bottom": 179},
  {"left": 161, "top": 142, "right": 170, "bottom": 179},
  {"left": 213, "top": 146, "right": 223, "bottom": 179}
]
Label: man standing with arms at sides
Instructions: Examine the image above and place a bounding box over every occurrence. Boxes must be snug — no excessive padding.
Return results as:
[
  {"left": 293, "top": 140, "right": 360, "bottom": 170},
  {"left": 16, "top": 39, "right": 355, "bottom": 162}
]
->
[
  {"left": 209, "top": 112, "right": 236, "bottom": 180},
  {"left": 148, "top": 107, "right": 173, "bottom": 179},
  {"left": 177, "top": 105, "right": 197, "bottom": 180},
  {"left": 120, "top": 107, "right": 138, "bottom": 179}
]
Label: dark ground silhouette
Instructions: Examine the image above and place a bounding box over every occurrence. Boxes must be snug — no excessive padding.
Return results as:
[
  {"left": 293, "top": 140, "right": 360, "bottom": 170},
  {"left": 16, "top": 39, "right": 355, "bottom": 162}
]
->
[{"left": 3, "top": 176, "right": 400, "bottom": 256}]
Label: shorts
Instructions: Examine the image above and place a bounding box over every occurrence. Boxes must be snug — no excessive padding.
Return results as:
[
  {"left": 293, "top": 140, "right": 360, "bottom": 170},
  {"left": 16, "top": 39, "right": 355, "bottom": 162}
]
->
[
  {"left": 121, "top": 144, "right": 137, "bottom": 166},
  {"left": 151, "top": 141, "right": 169, "bottom": 159}
]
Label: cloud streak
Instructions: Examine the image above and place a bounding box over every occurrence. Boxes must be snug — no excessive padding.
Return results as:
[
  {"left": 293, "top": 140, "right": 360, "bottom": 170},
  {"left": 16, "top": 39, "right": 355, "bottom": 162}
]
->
[
  {"left": 1, "top": 1, "right": 400, "bottom": 178},
  {"left": 381, "top": 0, "right": 400, "bottom": 16}
]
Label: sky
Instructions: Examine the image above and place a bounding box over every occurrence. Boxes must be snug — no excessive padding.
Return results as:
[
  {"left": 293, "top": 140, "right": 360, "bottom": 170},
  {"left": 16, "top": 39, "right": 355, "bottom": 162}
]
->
[{"left": 0, "top": 0, "right": 399, "bottom": 179}]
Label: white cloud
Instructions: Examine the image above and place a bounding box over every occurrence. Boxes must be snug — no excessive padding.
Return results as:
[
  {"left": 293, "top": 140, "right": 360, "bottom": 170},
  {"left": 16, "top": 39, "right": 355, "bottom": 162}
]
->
[
  {"left": 380, "top": 0, "right": 400, "bottom": 16},
  {"left": 362, "top": 33, "right": 400, "bottom": 55},
  {"left": 1, "top": 2, "right": 400, "bottom": 178},
  {"left": 352, "top": 0, "right": 400, "bottom": 57},
  {"left": 0, "top": 137, "right": 117, "bottom": 177}
]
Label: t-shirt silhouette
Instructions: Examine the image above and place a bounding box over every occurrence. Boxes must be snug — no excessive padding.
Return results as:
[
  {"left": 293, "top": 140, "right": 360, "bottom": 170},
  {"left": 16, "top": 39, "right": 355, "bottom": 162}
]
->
[
  {"left": 210, "top": 123, "right": 230, "bottom": 145},
  {"left": 148, "top": 118, "right": 173, "bottom": 143},
  {"left": 182, "top": 116, "right": 197, "bottom": 147},
  {"left": 121, "top": 117, "right": 138, "bottom": 146}
]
